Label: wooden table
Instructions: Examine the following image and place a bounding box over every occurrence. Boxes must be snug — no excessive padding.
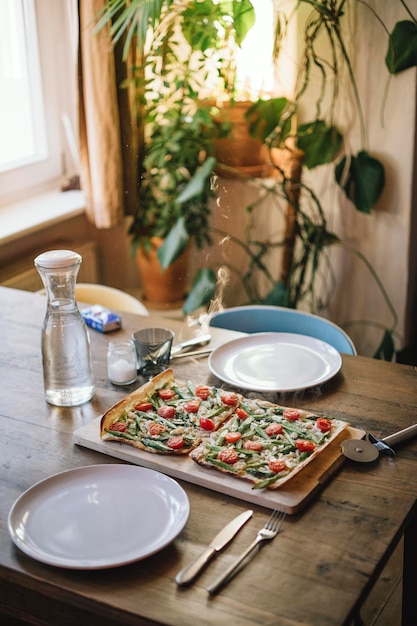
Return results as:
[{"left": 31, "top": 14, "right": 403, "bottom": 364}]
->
[{"left": 1, "top": 286, "right": 417, "bottom": 626}]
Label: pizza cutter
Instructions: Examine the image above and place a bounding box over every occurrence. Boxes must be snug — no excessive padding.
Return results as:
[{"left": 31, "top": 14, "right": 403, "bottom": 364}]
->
[{"left": 341, "top": 423, "right": 417, "bottom": 463}]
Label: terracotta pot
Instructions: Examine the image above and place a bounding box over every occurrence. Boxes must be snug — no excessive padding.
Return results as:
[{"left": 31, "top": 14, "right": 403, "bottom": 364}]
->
[
  {"left": 136, "top": 237, "right": 190, "bottom": 309},
  {"left": 214, "top": 100, "right": 270, "bottom": 178}
]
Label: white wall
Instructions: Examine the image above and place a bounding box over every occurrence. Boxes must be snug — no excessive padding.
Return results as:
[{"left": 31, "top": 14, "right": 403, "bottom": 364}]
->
[{"left": 319, "top": 1, "right": 416, "bottom": 355}]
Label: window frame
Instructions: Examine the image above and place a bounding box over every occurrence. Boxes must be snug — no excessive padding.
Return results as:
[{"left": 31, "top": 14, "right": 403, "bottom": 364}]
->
[{"left": 0, "top": 0, "right": 77, "bottom": 207}]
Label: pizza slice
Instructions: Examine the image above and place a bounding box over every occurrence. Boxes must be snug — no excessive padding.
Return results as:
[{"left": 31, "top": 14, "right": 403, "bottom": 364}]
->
[
  {"left": 100, "top": 368, "right": 241, "bottom": 454},
  {"left": 189, "top": 397, "right": 349, "bottom": 489}
]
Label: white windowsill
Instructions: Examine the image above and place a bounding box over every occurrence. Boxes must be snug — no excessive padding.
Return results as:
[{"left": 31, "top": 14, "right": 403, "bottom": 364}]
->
[{"left": 0, "top": 189, "right": 86, "bottom": 246}]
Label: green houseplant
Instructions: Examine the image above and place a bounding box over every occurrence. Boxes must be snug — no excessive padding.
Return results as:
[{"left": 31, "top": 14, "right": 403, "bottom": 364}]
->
[
  {"left": 97, "top": 1, "right": 416, "bottom": 357},
  {"left": 96, "top": 0, "right": 256, "bottom": 303},
  {"left": 184, "top": 0, "right": 417, "bottom": 360}
]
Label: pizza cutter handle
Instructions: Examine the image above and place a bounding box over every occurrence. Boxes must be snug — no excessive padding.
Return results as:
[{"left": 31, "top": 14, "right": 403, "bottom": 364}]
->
[{"left": 383, "top": 423, "right": 417, "bottom": 447}]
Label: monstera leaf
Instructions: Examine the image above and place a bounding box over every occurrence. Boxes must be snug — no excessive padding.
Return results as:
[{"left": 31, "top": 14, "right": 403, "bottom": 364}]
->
[{"left": 335, "top": 150, "right": 385, "bottom": 214}]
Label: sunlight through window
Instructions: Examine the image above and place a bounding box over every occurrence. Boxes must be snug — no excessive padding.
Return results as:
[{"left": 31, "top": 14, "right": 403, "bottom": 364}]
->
[
  {"left": 235, "top": 0, "right": 275, "bottom": 99},
  {"left": 0, "top": 0, "right": 47, "bottom": 172}
]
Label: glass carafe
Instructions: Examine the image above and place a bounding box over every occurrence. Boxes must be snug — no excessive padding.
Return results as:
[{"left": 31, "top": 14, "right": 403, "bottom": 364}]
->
[{"left": 34, "top": 249, "right": 95, "bottom": 406}]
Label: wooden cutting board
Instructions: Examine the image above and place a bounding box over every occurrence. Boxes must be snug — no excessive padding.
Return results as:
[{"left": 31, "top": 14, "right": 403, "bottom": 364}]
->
[{"left": 73, "top": 418, "right": 365, "bottom": 514}]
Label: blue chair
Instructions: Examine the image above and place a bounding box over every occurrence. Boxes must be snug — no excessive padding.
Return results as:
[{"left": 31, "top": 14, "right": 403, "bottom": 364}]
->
[{"left": 209, "top": 305, "right": 356, "bottom": 355}]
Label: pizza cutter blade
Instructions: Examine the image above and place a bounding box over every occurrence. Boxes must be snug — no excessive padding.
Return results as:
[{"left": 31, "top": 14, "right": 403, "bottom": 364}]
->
[
  {"left": 341, "top": 436, "right": 382, "bottom": 463},
  {"left": 341, "top": 423, "right": 417, "bottom": 463}
]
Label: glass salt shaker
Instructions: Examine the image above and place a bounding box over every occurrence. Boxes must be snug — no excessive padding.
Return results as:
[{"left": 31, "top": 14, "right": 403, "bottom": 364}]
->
[
  {"left": 107, "top": 340, "right": 137, "bottom": 385},
  {"left": 34, "top": 249, "right": 95, "bottom": 406}
]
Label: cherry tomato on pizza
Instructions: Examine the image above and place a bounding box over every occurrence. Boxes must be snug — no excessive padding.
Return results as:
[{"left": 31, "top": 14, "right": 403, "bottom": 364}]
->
[
  {"left": 316, "top": 417, "right": 332, "bottom": 432},
  {"left": 157, "top": 405, "right": 176, "bottom": 419},
  {"left": 269, "top": 459, "right": 287, "bottom": 473},
  {"left": 199, "top": 416, "right": 215, "bottom": 431},
  {"left": 296, "top": 439, "right": 316, "bottom": 452},
  {"left": 110, "top": 421, "right": 126, "bottom": 432},
  {"left": 221, "top": 392, "right": 238, "bottom": 406},
  {"left": 283, "top": 408, "right": 300, "bottom": 421},
  {"left": 218, "top": 449, "right": 239, "bottom": 464},
  {"left": 236, "top": 407, "right": 248, "bottom": 420},
  {"left": 158, "top": 388, "right": 175, "bottom": 401},
  {"left": 225, "top": 431, "right": 242, "bottom": 444},
  {"left": 167, "top": 436, "right": 184, "bottom": 449},
  {"left": 195, "top": 385, "right": 211, "bottom": 400},
  {"left": 134, "top": 401, "right": 153, "bottom": 412},
  {"left": 243, "top": 440, "right": 263, "bottom": 451},
  {"left": 148, "top": 422, "right": 166, "bottom": 436},
  {"left": 182, "top": 399, "right": 200, "bottom": 413},
  {"left": 265, "top": 423, "right": 283, "bottom": 437}
]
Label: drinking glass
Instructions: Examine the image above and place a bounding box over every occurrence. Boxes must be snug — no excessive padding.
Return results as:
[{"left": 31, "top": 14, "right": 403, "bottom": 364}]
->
[{"left": 133, "top": 328, "right": 174, "bottom": 378}]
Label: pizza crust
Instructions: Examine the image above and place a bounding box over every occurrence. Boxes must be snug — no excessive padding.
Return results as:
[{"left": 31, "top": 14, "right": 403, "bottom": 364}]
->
[{"left": 100, "top": 369, "right": 180, "bottom": 452}]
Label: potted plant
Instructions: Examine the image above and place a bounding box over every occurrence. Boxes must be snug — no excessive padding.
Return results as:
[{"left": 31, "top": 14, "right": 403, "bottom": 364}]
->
[
  {"left": 130, "top": 102, "right": 219, "bottom": 306},
  {"left": 96, "top": 0, "right": 256, "bottom": 306},
  {"left": 184, "top": 0, "right": 417, "bottom": 360}
]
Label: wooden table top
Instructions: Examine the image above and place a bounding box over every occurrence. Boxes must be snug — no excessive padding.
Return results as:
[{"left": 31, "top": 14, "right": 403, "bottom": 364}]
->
[{"left": 1, "top": 286, "right": 417, "bottom": 626}]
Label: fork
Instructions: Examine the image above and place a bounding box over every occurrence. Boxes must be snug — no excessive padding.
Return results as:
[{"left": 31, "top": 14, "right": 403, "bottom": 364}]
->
[{"left": 206, "top": 510, "right": 286, "bottom": 595}]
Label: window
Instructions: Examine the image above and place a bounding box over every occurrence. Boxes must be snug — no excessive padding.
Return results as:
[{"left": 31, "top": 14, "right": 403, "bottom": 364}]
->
[
  {"left": 235, "top": 0, "right": 275, "bottom": 99},
  {"left": 0, "top": 0, "right": 77, "bottom": 206},
  {"left": 0, "top": 0, "right": 281, "bottom": 209}
]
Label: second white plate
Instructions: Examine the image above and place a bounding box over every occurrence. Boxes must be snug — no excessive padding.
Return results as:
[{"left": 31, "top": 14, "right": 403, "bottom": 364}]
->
[
  {"left": 8, "top": 464, "right": 189, "bottom": 569},
  {"left": 208, "top": 332, "right": 342, "bottom": 392}
]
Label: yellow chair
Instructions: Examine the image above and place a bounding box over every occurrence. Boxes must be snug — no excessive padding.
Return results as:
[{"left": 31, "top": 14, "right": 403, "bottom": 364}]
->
[
  {"left": 37, "top": 283, "right": 149, "bottom": 315},
  {"left": 75, "top": 283, "right": 149, "bottom": 316}
]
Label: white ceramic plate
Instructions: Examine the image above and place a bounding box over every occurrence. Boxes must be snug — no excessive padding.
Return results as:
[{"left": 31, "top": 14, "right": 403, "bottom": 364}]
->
[
  {"left": 8, "top": 464, "right": 189, "bottom": 569},
  {"left": 209, "top": 332, "right": 342, "bottom": 392}
]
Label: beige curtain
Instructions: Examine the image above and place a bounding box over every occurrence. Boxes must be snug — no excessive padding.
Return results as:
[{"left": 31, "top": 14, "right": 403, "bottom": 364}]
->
[{"left": 77, "top": 0, "right": 138, "bottom": 228}]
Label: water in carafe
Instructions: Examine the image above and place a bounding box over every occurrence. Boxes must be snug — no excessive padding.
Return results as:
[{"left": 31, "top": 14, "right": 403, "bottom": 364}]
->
[{"left": 34, "top": 249, "right": 95, "bottom": 406}]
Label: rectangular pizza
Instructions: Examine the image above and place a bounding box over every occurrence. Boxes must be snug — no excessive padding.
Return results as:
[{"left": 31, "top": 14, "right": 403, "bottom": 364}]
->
[{"left": 100, "top": 368, "right": 348, "bottom": 489}]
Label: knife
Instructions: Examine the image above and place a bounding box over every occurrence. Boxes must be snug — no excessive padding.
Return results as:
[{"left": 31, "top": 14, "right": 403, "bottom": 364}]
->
[
  {"left": 175, "top": 509, "right": 253, "bottom": 586},
  {"left": 171, "top": 348, "right": 213, "bottom": 360},
  {"left": 170, "top": 334, "right": 211, "bottom": 356}
]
